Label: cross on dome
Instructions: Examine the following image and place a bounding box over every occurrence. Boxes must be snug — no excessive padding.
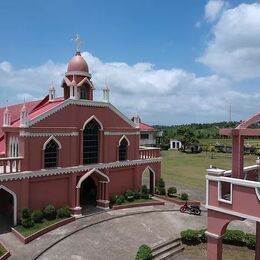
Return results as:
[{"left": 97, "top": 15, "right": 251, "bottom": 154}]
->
[{"left": 72, "top": 34, "right": 82, "bottom": 52}]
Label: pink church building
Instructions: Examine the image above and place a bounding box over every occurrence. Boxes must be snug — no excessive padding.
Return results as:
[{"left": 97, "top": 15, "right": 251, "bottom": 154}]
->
[
  {"left": 206, "top": 113, "right": 260, "bottom": 260},
  {"left": 0, "top": 49, "right": 161, "bottom": 228}
]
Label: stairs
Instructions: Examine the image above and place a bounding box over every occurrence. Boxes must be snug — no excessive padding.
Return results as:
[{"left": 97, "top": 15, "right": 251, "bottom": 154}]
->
[{"left": 151, "top": 238, "right": 184, "bottom": 260}]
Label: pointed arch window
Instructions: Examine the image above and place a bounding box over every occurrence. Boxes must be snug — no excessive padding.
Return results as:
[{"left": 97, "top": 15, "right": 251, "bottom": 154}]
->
[
  {"left": 44, "top": 139, "right": 59, "bottom": 168},
  {"left": 119, "top": 138, "right": 128, "bottom": 161},
  {"left": 83, "top": 119, "right": 100, "bottom": 164}
]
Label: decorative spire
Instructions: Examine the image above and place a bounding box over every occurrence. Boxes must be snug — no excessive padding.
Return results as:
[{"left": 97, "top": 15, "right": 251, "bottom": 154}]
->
[
  {"left": 133, "top": 113, "right": 140, "bottom": 128},
  {"left": 3, "top": 100, "right": 11, "bottom": 127},
  {"left": 49, "top": 81, "right": 56, "bottom": 102},
  {"left": 72, "top": 34, "right": 82, "bottom": 53},
  {"left": 20, "top": 101, "right": 28, "bottom": 128},
  {"left": 103, "top": 81, "right": 110, "bottom": 102}
]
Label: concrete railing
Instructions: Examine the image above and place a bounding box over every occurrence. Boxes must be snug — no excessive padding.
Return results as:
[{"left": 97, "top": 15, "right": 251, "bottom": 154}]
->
[
  {"left": 139, "top": 147, "right": 160, "bottom": 159},
  {"left": 0, "top": 157, "right": 23, "bottom": 174}
]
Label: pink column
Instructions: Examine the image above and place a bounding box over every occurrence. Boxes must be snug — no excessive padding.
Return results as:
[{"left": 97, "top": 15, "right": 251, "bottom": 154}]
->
[
  {"left": 256, "top": 222, "right": 260, "bottom": 260},
  {"left": 207, "top": 236, "right": 223, "bottom": 260},
  {"left": 79, "top": 130, "right": 83, "bottom": 165},
  {"left": 232, "top": 132, "right": 244, "bottom": 178},
  {"left": 76, "top": 188, "right": 80, "bottom": 207},
  {"left": 99, "top": 130, "right": 104, "bottom": 163}
]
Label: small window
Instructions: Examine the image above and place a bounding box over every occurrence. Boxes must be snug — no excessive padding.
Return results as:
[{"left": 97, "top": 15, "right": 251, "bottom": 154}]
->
[
  {"left": 119, "top": 138, "right": 128, "bottom": 161},
  {"left": 44, "top": 139, "right": 58, "bottom": 168},
  {"left": 218, "top": 181, "right": 232, "bottom": 203},
  {"left": 80, "top": 87, "right": 87, "bottom": 99},
  {"left": 141, "top": 134, "right": 149, "bottom": 140}
]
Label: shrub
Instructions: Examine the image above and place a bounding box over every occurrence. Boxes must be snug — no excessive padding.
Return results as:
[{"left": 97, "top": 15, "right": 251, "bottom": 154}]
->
[
  {"left": 133, "top": 191, "right": 141, "bottom": 200},
  {"left": 141, "top": 185, "right": 149, "bottom": 194},
  {"left": 158, "top": 187, "right": 166, "bottom": 195},
  {"left": 180, "top": 193, "right": 189, "bottom": 200},
  {"left": 115, "top": 195, "right": 125, "bottom": 205},
  {"left": 245, "top": 233, "right": 256, "bottom": 250},
  {"left": 181, "top": 229, "right": 201, "bottom": 245},
  {"left": 135, "top": 244, "right": 152, "bottom": 260},
  {"left": 167, "top": 187, "right": 177, "bottom": 196},
  {"left": 198, "top": 229, "right": 207, "bottom": 243},
  {"left": 21, "top": 217, "right": 34, "bottom": 228},
  {"left": 158, "top": 178, "right": 165, "bottom": 188},
  {"left": 43, "top": 205, "right": 56, "bottom": 220},
  {"left": 57, "top": 207, "right": 70, "bottom": 219},
  {"left": 32, "top": 210, "right": 44, "bottom": 223},
  {"left": 110, "top": 194, "right": 118, "bottom": 205},
  {"left": 21, "top": 208, "right": 31, "bottom": 219},
  {"left": 141, "top": 193, "right": 150, "bottom": 200},
  {"left": 223, "top": 230, "right": 245, "bottom": 246},
  {"left": 124, "top": 190, "right": 135, "bottom": 202}
]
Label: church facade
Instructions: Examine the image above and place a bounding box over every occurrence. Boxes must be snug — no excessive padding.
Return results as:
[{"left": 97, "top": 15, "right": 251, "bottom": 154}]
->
[{"left": 0, "top": 50, "right": 161, "bottom": 226}]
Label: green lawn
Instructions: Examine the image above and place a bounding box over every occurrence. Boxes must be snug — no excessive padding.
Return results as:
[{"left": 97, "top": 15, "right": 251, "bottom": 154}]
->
[
  {"left": 0, "top": 243, "right": 7, "bottom": 256},
  {"left": 161, "top": 150, "right": 258, "bottom": 191},
  {"left": 199, "top": 138, "right": 260, "bottom": 146},
  {"left": 15, "top": 218, "right": 62, "bottom": 237}
]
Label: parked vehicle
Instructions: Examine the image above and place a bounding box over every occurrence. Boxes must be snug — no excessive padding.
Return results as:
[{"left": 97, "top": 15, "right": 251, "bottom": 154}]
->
[{"left": 179, "top": 202, "right": 201, "bottom": 215}]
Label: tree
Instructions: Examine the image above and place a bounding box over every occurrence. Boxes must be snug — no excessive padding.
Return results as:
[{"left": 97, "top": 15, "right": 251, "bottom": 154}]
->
[{"left": 176, "top": 127, "right": 198, "bottom": 152}]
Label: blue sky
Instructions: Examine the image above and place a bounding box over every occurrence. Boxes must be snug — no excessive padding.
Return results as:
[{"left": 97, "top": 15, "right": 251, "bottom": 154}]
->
[{"left": 0, "top": 0, "right": 260, "bottom": 124}]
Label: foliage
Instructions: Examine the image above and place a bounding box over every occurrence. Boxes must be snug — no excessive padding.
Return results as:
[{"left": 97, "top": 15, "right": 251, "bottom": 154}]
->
[
  {"left": 124, "top": 190, "right": 135, "bottom": 202},
  {"left": 32, "top": 210, "right": 44, "bottom": 223},
  {"left": 181, "top": 229, "right": 202, "bottom": 245},
  {"left": 141, "top": 185, "right": 149, "bottom": 194},
  {"left": 180, "top": 193, "right": 189, "bottom": 200},
  {"left": 155, "top": 186, "right": 166, "bottom": 195},
  {"left": 57, "top": 207, "right": 70, "bottom": 218},
  {"left": 43, "top": 205, "right": 57, "bottom": 220},
  {"left": 245, "top": 233, "right": 256, "bottom": 250},
  {"left": 21, "top": 217, "right": 34, "bottom": 228},
  {"left": 110, "top": 194, "right": 118, "bottom": 205},
  {"left": 223, "top": 230, "right": 245, "bottom": 246},
  {"left": 133, "top": 191, "right": 141, "bottom": 200},
  {"left": 167, "top": 186, "right": 177, "bottom": 196},
  {"left": 135, "top": 244, "right": 152, "bottom": 260},
  {"left": 21, "top": 208, "right": 31, "bottom": 219},
  {"left": 158, "top": 178, "right": 165, "bottom": 188},
  {"left": 141, "top": 193, "right": 150, "bottom": 199},
  {"left": 115, "top": 195, "right": 125, "bottom": 205},
  {"left": 176, "top": 127, "right": 198, "bottom": 152}
]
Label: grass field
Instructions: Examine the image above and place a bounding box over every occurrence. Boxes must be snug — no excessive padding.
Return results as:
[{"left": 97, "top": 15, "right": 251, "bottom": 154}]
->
[
  {"left": 199, "top": 138, "right": 260, "bottom": 146},
  {"left": 161, "top": 150, "right": 258, "bottom": 191}
]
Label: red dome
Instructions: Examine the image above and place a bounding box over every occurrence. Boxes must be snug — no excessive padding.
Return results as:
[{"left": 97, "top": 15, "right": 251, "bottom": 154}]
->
[{"left": 67, "top": 52, "right": 89, "bottom": 72}]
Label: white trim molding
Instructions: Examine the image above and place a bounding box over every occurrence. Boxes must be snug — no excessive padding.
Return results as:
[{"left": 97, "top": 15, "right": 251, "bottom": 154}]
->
[
  {"left": 42, "top": 135, "right": 62, "bottom": 150},
  {"left": 255, "top": 188, "right": 260, "bottom": 201},
  {"left": 28, "top": 99, "right": 136, "bottom": 128},
  {"left": 104, "top": 131, "right": 139, "bottom": 136},
  {"left": 141, "top": 166, "right": 156, "bottom": 193},
  {"left": 82, "top": 115, "right": 104, "bottom": 130},
  {"left": 205, "top": 231, "right": 224, "bottom": 239},
  {"left": 0, "top": 185, "right": 17, "bottom": 225},
  {"left": 0, "top": 157, "right": 161, "bottom": 182},
  {"left": 76, "top": 168, "right": 110, "bottom": 188},
  {"left": 20, "top": 131, "right": 78, "bottom": 137},
  {"left": 218, "top": 181, "right": 233, "bottom": 204},
  {"left": 118, "top": 135, "right": 130, "bottom": 146}
]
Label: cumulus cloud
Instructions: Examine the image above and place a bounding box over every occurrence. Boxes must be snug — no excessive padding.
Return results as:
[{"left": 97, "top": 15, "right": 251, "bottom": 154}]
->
[
  {"left": 0, "top": 51, "right": 259, "bottom": 124},
  {"left": 199, "top": 3, "right": 260, "bottom": 80},
  {"left": 205, "top": 0, "right": 228, "bottom": 22}
]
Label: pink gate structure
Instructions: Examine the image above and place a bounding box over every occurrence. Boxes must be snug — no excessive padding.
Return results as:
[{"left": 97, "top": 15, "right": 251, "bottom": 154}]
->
[{"left": 205, "top": 112, "right": 260, "bottom": 260}]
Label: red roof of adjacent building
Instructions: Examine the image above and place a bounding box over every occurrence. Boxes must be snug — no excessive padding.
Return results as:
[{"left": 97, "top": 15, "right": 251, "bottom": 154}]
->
[{"left": 139, "top": 122, "right": 156, "bottom": 131}]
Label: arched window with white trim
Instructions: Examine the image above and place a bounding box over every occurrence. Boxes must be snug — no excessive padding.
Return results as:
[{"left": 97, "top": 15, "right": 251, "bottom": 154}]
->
[
  {"left": 9, "top": 137, "right": 19, "bottom": 157},
  {"left": 44, "top": 139, "right": 59, "bottom": 168},
  {"left": 119, "top": 138, "right": 128, "bottom": 161},
  {"left": 83, "top": 119, "right": 101, "bottom": 164}
]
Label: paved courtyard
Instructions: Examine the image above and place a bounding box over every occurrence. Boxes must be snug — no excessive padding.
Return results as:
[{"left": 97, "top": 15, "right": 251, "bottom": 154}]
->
[{"left": 0, "top": 204, "right": 255, "bottom": 260}]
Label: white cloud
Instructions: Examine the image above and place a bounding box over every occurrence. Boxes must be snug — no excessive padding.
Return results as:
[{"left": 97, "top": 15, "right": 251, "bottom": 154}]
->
[
  {"left": 0, "top": 51, "right": 259, "bottom": 124},
  {"left": 199, "top": 3, "right": 260, "bottom": 80},
  {"left": 205, "top": 0, "right": 228, "bottom": 22}
]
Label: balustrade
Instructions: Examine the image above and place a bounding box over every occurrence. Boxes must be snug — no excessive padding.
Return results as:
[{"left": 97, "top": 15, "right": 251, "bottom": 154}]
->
[{"left": 0, "top": 157, "right": 23, "bottom": 174}]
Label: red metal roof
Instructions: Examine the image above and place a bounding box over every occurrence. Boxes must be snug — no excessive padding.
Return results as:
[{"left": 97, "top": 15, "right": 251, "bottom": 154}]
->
[{"left": 139, "top": 122, "right": 156, "bottom": 131}]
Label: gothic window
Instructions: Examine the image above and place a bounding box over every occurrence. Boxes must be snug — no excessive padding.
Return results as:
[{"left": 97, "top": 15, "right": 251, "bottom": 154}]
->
[
  {"left": 119, "top": 138, "right": 128, "bottom": 161},
  {"left": 44, "top": 139, "right": 58, "bottom": 168},
  {"left": 80, "top": 87, "right": 87, "bottom": 99},
  {"left": 83, "top": 119, "right": 100, "bottom": 164}
]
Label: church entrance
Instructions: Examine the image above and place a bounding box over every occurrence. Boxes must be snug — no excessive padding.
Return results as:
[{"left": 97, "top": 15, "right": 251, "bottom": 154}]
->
[
  {"left": 142, "top": 167, "right": 155, "bottom": 195},
  {"left": 80, "top": 177, "right": 97, "bottom": 214},
  {"left": 0, "top": 189, "right": 14, "bottom": 234}
]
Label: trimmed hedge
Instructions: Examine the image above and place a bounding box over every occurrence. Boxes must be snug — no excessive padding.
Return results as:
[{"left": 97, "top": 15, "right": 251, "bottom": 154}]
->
[
  {"left": 115, "top": 195, "right": 125, "bottom": 205},
  {"left": 44, "top": 205, "right": 57, "bottom": 220},
  {"left": 32, "top": 210, "right": 44, "bottom": 223},
  {"left": 135, "top": 244, "right": 152, "bottom": 260},
  {"left": 57, "top": 207, "right": 70, "bottom": 219},
  {"left": 180, "top": 193, "right": 189, "bottom": 200},
  {"left": 181, "top": 229, "right": 256, "bottom": 249},
  {"left": 167, "top": 187, "right": 177, "bottom": 196},
  {"left": 124, "top": 190, "right": 135, "bottom": 202}
]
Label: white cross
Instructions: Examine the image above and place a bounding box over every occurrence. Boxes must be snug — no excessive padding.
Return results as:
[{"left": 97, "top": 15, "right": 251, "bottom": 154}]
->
[{"left": 72, "top": 34, "right": 81, "bottom": 52}]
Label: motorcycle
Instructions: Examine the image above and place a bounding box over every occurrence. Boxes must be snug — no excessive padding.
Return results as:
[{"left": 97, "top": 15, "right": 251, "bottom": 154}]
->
[{"left": 179, "top": 201, "right": 201, "bottom": 215}]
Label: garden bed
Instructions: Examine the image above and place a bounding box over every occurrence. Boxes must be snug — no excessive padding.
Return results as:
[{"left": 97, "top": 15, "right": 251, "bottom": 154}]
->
[
  {"left": 0, "top": 242, "right": 10, "bottom": 260},
  {"left": 111, "top": 198, "right": 164, "bottom": 210},
  {"left": 154, "top": 194, "right": 201, "bottom": 206},
  {"left": 12, "top": 216, "right": 75, "bottom": 244}
]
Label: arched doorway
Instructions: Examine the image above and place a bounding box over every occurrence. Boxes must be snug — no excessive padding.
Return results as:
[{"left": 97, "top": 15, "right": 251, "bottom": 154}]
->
[
  {"left": 0, "top": 187, "right": 15, "bottom": 233},
  {"left": 142, "top": 167, "right": 155, "bottom": 195},
  {"left": 80, "top": 176, "right": 97, "bottom": 212}
]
